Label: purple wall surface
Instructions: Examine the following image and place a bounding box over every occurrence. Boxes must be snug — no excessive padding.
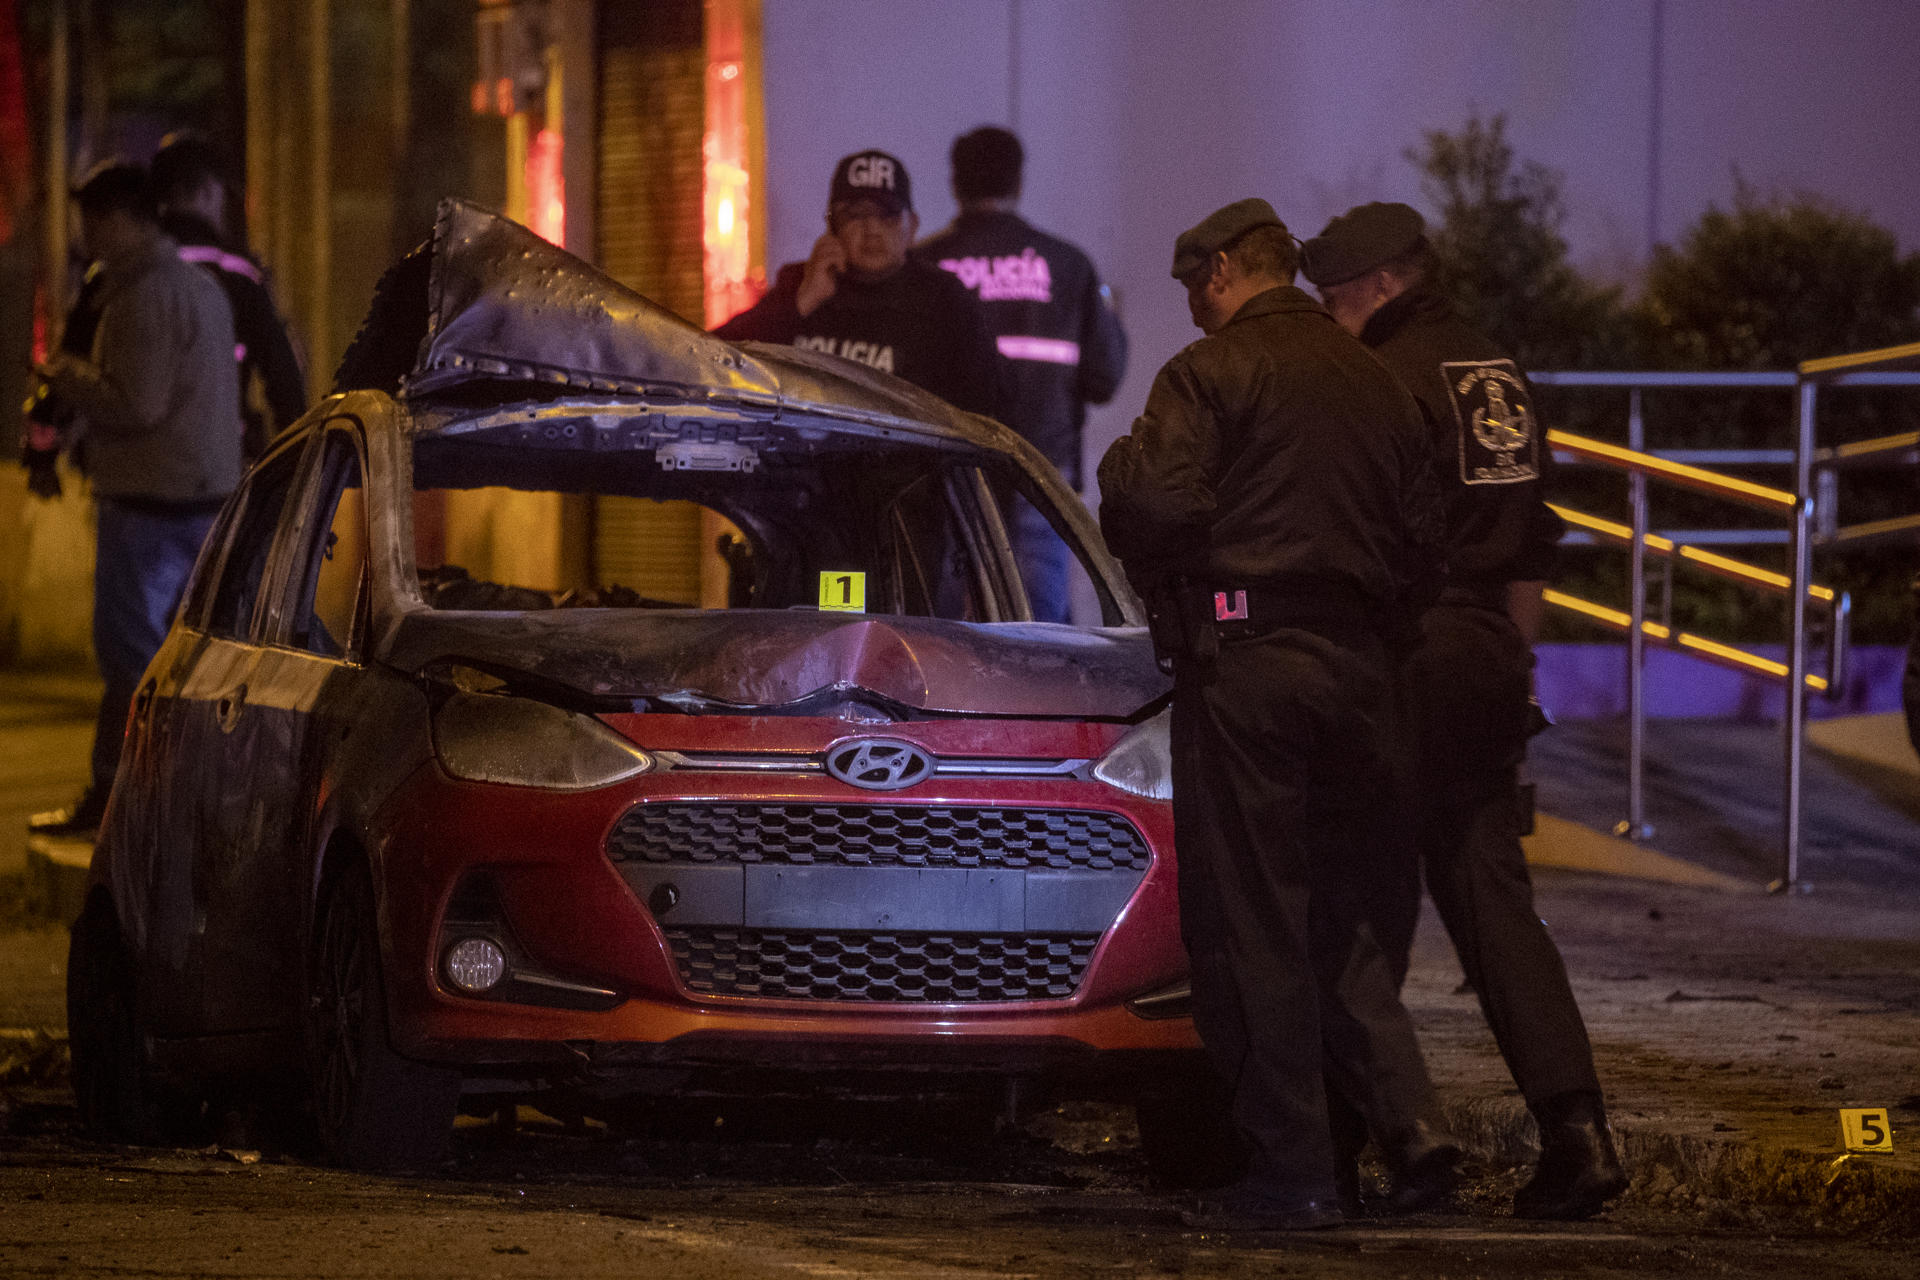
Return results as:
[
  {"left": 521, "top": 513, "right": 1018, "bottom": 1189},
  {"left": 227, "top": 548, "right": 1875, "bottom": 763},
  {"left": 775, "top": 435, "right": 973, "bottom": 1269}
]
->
[
  {"left": 1535, "top": 644, "right": 1907, "bottom": 722},
  {"left": 758, "top": 0, "right": 1920, "bottom": 491}
]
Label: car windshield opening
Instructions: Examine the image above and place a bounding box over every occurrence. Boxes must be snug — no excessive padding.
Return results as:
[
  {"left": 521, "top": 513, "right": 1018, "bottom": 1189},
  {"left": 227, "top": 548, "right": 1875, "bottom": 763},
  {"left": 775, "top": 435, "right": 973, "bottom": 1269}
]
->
[{"left": 409, "top": 411, "right": 1113, "bottom": 623}]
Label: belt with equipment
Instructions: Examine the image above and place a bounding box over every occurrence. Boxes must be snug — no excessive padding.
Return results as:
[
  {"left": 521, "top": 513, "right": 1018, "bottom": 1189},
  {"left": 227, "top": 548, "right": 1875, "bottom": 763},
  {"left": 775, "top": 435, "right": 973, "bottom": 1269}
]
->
[{"left": 1144, "top": 577, "right": 1386, "bottom": 669}]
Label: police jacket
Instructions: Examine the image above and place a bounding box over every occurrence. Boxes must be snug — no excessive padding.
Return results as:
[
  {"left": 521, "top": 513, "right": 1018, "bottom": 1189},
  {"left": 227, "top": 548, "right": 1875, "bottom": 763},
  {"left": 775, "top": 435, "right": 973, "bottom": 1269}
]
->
[
  {"left": 714, "top": 258, "right": 999, "bottom": 417},
  {"left": 162, "top": 211, "right": 308, "bottom": 456},
  {"left": 1360, "top": 285, "right": 1562, "bottom": 590},
  {"left": 914, "top": 211, "right": 1127, "bottom": 485},
  {"left": 1098, "top": 285, "right": 1441, "bottom": 616}
]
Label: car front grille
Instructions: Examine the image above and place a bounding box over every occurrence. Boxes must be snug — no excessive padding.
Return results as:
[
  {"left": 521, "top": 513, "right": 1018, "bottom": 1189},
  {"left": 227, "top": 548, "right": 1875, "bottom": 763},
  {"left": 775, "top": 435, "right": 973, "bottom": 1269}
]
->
[
  {"left": 664, "top": 927, "right": 1099, "bottom": 1002},
  {"left": 606, "top": 802, "right": 1150, "bottom": 872}
]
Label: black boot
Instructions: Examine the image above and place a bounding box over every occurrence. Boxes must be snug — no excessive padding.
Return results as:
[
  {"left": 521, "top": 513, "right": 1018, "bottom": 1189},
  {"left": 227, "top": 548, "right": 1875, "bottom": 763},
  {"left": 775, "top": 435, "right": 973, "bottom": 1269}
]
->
[
  {"left": 1382, "top": 1118, "right": 1461, "bottom": 1212},
  {"left": 1326, "top": 1087, "right": 1369, "bottom": 1217},
  {"left": 1516, "top": 1092, "right": 1628, "bottom": 1220}
]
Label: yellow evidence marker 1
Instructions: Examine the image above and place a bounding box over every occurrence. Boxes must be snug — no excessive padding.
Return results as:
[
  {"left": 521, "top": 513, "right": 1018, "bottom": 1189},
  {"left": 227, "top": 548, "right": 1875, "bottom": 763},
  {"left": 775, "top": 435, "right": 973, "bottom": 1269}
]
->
[
  {"left": 1839, "top": 1108, "right": 1894, "bottom": 1153},
  {"left": 819, "top": 571, "right": 866, "bottom": 613}
]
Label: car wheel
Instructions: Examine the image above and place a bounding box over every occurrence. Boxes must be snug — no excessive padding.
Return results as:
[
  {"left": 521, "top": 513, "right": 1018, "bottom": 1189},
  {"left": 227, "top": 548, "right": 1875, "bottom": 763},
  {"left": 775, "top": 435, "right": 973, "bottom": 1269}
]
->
[
  {"left": 66, "top": 898, "right": 198, "bottom": 1144},
  {"left": 1134, "top": 1080, "right": 1249, "bottom": 1189},
  {"left": 307, "top": 860, "right": 461, "bottom": 1171}
]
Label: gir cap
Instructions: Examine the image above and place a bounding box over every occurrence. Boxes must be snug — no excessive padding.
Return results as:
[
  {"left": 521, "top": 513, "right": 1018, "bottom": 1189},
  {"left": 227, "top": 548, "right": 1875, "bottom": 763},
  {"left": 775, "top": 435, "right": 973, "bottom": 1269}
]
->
[{"left": 829, "top": 149, "right": 912, "bottom": 214}]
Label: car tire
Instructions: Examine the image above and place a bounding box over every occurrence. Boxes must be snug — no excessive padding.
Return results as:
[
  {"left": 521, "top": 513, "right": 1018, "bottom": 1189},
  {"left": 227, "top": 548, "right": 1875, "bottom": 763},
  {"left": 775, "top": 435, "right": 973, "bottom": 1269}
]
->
[
  {"left": 307, "top": 860, "right": 461, "bottom": 1171},
  {"left": 67, "top": 898, "right": 198, "bottom": 1145},
  {"left": 1135, "top": 1081, "right": 1249, "bottom": 1190}
]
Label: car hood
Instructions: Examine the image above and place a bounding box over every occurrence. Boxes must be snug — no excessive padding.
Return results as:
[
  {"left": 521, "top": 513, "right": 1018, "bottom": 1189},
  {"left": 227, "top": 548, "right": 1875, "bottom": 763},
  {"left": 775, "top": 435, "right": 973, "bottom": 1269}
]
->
[{"left": 386, "top": 609, "right": 1168, "bottom": 719}]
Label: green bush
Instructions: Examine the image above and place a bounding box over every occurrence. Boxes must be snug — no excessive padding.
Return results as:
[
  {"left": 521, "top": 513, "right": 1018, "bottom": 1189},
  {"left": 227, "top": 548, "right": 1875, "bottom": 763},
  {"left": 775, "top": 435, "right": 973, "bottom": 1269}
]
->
[
  {"left": 1636, "top": 184, "right": 1920, "bottom": 372},
  {"left": 1410, "top": 119, "right": 1920, "bottom": 645},
  {"left": 1406, "top": 113, "right": 1629, "bottom": 370}
]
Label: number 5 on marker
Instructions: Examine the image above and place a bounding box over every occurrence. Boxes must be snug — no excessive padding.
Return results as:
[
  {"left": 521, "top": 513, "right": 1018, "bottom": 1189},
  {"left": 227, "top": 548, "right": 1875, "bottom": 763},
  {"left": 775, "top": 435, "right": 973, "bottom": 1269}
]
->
[
  {"left": 1840, "top": 1108, "right": 1893, "bottom": 1152},
  {"left": 819, "top": 571, "right": 866, "bottom": 613}
]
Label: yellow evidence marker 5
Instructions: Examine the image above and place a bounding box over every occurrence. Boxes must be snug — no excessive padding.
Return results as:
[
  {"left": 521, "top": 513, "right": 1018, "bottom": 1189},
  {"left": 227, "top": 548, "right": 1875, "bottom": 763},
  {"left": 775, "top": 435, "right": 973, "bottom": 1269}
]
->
[{"left": 1839, "top": 1108, "right": 1894, "bottom": 1153}]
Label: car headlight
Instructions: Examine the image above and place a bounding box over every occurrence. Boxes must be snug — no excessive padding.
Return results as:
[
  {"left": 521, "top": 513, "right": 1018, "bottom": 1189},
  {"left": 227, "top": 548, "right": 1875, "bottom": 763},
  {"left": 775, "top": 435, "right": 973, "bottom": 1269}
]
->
[
  {"left": 1091, "top": 708, "right": 1172, "bottom": 801},
  {"left": 432, "top": 691, "right": 653, "bottom": 790}
]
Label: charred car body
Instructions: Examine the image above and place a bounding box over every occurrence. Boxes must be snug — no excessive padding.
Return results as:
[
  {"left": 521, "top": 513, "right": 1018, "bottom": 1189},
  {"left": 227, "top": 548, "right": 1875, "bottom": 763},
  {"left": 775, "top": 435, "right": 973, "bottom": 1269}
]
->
[{"left": 68, "top": 201, "right": 1200, "bottom": 1170}]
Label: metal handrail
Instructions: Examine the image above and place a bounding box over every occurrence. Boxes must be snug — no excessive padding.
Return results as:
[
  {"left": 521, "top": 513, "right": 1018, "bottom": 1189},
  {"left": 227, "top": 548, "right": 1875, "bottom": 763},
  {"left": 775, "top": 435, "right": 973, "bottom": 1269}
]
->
[
  {"left": 1549, "top": 505, "right": 1837, "bottom": 602},
  {"left": 1548, "top": 430, "right": 1797, "bottom": 512},
  {"left": 1543, "top": 589, "right": 1830, "bottom": 692},
  {"left": 1800, "top": 339, "right": 1920, "bottom": 377},
  {"left": 1530, "top": 362, "right": 1920, "bottom": 891},
  {"left": 1823, "top": 431, "right": 1920, "bottom": 466}
]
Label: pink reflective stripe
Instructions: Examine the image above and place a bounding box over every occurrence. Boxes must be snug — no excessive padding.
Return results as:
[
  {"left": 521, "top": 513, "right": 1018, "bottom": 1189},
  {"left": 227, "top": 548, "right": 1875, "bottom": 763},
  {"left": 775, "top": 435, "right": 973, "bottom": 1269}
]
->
[
  {"left": 234, "top": 343, "right": 248, "bottom": 363},
  {"left": 996, "top": 335, "right": 1081, "bottom": 365},
  {"left": 177, "top": 244, "right": 265, "bottom": 284}
]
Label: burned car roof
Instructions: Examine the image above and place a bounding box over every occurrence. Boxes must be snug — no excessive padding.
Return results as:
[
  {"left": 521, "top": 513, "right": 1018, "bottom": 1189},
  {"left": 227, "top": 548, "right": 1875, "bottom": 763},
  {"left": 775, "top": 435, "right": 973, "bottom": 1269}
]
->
[
  {"left": 335, "top": 199, "right": 1166, "bottom": 721},
  {"left": 337, "top": 198, "right": 1021, "bottom": 451}
]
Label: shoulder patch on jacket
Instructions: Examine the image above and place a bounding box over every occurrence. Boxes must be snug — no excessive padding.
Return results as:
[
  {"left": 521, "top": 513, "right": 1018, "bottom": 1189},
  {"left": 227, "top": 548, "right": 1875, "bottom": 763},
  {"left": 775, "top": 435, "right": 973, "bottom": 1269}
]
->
[{"left": 1443, "top": 359, "right": 1537, "bottom": 485}]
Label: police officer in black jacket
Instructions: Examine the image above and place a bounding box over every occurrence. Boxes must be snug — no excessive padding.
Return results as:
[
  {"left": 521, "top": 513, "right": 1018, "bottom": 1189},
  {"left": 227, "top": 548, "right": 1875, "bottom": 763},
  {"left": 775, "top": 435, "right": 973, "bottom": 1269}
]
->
[
  {"left": 916, "top": 127, "right": 1127, "bottom": 620},
  {"left": 1304, "top": 201, "right": 1628, "bottom": 1221},
  {"left": 1099, "top": 199, "right": 1456, "bottom": 1230},
  {"left": 715, "top": 150, "right": 998, "bottom": 418},
  {"left": 151, "top": 132, "right": 307, "bottom": 459}
]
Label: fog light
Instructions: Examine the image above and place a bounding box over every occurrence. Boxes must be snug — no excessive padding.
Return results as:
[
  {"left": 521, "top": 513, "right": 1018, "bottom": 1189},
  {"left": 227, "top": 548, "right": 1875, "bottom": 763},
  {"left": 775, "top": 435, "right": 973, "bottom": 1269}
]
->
[{"left": 443, "top": 937, "right": 507, "bottom": 993}]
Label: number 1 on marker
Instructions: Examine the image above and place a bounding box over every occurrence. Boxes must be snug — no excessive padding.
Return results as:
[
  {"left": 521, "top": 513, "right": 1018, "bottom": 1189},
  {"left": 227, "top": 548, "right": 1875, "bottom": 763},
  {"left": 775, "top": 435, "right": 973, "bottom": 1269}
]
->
[{"left": 819, "top": 571, "right": 866, "bottom": 612}]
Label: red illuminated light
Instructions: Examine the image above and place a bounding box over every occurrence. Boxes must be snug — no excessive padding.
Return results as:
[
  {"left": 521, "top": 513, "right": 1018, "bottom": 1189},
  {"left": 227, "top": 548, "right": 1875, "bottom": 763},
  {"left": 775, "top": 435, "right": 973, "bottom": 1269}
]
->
[{"left": 528, "top": 128, "right": 564, "bottom": 246}]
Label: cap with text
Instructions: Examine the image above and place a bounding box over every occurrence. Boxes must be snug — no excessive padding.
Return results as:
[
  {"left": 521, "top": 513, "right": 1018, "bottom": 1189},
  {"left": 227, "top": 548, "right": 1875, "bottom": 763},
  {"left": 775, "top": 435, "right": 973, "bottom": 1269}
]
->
[
  {"left": 1171, "top": 198, "right": 1286, "bottom": 279},
  {"left": 829, "top": 149, "right": 913, "bottom": 214},
  {"left": 1301, "top": 202, "right": 1427, "bottom": 287}
]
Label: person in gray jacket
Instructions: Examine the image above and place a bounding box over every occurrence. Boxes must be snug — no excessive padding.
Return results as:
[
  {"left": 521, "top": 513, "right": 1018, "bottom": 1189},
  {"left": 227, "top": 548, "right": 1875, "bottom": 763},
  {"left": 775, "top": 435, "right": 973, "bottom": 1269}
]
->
[{"left": 29, "top": 162, "right": 242, "bottom": 837}]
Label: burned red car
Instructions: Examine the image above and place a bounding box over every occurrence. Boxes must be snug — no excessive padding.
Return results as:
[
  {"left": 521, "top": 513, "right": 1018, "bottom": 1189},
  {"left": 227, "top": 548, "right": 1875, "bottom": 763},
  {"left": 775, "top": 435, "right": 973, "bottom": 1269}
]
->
[{"left": 68, "top": 201, "right": 1199, "bottom": 1171}]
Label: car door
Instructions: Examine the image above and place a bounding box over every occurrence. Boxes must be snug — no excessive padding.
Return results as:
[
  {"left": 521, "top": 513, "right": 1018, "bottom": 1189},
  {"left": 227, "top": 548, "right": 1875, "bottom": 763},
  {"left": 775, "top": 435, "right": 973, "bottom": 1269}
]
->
[
  {"left": 192, "top": 424, "right": 374, "bottom": 1036},
  {"left": 107, "top": 490, "right": 236, "bottom": 1033},
  {"left": 155, "top": 434, "right": 314, "bottom": 1036}
]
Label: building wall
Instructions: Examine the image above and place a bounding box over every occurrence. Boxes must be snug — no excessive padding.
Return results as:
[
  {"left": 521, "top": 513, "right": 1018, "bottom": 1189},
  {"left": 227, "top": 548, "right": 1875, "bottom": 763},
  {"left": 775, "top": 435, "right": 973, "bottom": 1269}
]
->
[
  {"left": 593, "top": 0, "right": 710, "bottom": 603},
  {"left": 758, "top": 0, "right": 1920, "bottom": 485}
]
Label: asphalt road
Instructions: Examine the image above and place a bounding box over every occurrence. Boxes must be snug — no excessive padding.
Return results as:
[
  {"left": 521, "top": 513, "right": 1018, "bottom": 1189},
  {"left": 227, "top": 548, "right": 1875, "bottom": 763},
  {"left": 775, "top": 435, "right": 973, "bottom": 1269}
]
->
[
  {"left": 4, "top": 668, "right": 1916, "bottom": 1276},
  {"left": 5, "top": 864, "right": 1917, "bottom": 1278},
  {"left": 0, "top": 1119, "right": 1911, "bottom": 1280}
]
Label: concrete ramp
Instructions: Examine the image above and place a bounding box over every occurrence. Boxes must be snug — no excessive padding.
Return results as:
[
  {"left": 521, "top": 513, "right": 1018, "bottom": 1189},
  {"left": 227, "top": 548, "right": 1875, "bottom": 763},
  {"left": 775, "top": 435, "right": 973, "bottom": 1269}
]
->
[
  {"left": 1524, "top": 812, "right": 1751, "bottom": 891},
  {"left": 1808, "top": 713, "right": 1920, "bottom": 822}
]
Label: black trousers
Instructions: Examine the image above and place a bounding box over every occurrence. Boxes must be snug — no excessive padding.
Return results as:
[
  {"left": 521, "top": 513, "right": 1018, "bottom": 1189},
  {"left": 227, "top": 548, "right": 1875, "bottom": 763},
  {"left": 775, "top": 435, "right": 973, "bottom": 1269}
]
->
[
  {"left": 1395, "top": 603, "right": 1602, "bottom": 1113},
  {"left": 1171, "top": 625, "right": 1442, "bottom": 1200}
]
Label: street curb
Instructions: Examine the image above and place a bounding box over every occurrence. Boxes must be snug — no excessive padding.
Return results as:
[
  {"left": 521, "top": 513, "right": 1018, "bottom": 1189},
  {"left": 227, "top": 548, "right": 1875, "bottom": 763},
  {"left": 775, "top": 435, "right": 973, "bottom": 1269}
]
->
[
  {"left": 24, "top": 835, "right": 91, "bottom": 927},
  {"left": 1443, "top": 1095, "right": 1919, "bottom": 1233}
]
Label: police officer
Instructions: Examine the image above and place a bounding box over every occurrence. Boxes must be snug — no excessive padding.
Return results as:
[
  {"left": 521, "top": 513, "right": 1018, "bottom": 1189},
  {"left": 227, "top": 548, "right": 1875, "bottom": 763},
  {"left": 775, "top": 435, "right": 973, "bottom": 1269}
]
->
[
  {"left": 715, "top": 149, "right": 998, "bottom": 417},
  {"left": 1303, "top": 201, "right": 1628, "bottom": 1221},
  {"left": 1099, "top": 199, "right": 1455, "bottom": 1229},
  {"left": 915, "top": 127, "right": 1128, "bottom": 620},
  {"left": 27, "top": 163, "right": 243, "bottom": 839},
  {"left": 150, "top": 132, "right": 307, "bottom": 460}
]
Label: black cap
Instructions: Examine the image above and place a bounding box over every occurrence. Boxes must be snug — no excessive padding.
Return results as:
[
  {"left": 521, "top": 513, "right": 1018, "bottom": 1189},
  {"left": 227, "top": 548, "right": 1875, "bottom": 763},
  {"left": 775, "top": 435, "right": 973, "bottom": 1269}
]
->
[
  {"left": 1171, "top": 198, "right": 1285, "bottom": 279},
  {"left": 829, "top": 150, "right": 912, "bottom": 214},
  {"left": 72, "top": 160, "right": 156, "bottom": 222},
  {"left": 151, "top": 130, "right": 230, "bottom": 205},
  {"left": 1301, "top": 202, "right": 1427, "bottom": 286}
]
